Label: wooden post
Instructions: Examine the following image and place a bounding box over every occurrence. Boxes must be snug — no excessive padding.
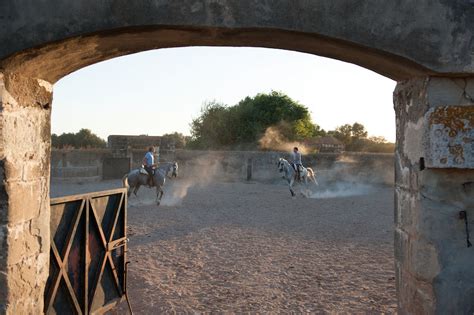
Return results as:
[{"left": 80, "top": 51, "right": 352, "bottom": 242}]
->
[{"left": 247, "top": 158, "right": 252, "bottom": 181}]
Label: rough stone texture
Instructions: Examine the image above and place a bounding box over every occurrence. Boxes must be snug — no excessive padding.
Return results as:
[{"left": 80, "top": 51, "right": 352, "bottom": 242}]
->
[
  {"left": 394, "top": 77, "right": 474, "bottom": 314},
  {"left": 0, "top": 72, "right": 52, "bottom": 314},
  {"left": 1, "top": 1, "right": 474, "bottom": 82},
  {"left": 0, "top": 2, "right": 473, "bottom": 313},
  {"left": 427, "top": 106, "right": 474, "bottom": 168}
]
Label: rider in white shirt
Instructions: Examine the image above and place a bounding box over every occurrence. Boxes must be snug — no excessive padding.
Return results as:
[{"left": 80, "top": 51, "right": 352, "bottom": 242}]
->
[{"left": 292, "top": 147, "right": 302, "bottom": 180}]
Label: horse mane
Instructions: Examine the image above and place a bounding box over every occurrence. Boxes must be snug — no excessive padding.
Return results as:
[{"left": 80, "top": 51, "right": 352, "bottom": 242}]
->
[{"left": 279, "top": 158, "right": 291, "bottom": 166}]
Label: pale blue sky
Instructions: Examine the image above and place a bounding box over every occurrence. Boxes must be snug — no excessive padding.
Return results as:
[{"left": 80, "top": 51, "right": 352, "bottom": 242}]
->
[{"left": 52, "top": 47, "right": 397, "bottom": 142}]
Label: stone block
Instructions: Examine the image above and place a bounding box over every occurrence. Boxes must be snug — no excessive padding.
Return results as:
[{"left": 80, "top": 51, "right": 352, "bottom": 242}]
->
[
  {"left": 425, "top": 106, "right": 474, "bottom": 168},
  {"left": 22, "top": 160, "right": 48, "bottom": 182},
  {"left": 394, "top": 152, "right": 411, "bottom": 189},
  {"left": 8, "top": 259, "right": 36, "bottom": 296},
  {"left": 394, "top": 227, "right": 408, "bottom": 265},
  {"left": 434, "top": 267, "right": 474, "bottom": 314},
  {"left": 427, "top": 78, "right": 465, "bottom": 106},
  {"left": 5, "top": 181, "right": 43, "bottom": 224},
  {"left": 396, "top": 266, "right": 436, "bottom": 314},
  {"left": 395, "top": 188, "right": 421, "bottom": 234},
  {"left": 6, "top": 221, "right": 41, "bottom": 266},
  {"left": 420, "top": 169, "right": 474, "bottom": 206},
  {"left": 2, "top": 161, "right": 22, "bottom": 182},
  {"left": 409, "top": 239, "right": 440, "bottom": 282}
]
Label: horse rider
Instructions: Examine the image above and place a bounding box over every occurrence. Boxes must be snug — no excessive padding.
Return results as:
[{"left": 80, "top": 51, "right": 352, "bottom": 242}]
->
[
  {"left": 143, "top": 146, "right": 156, "bottom": 187},
  {"left": 292, "top": 146, "right": 303, "bottom": 181}
]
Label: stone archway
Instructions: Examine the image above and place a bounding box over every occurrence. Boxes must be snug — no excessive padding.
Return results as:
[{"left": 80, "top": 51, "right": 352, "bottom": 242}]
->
[{"left": 0, "top": 1, "right": 473, "bottom": 313}]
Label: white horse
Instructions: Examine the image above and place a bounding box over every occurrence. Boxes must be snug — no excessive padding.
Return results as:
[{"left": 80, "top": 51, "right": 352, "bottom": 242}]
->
[
  {"left": 122, "top": 162, "right": 178, "bottom": 205},
  {"left": 277, "top": 158, "right": 318, "bottom": 197}
]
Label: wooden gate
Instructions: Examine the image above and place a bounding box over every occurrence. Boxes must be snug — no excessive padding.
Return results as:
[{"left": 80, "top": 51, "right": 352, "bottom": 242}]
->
[{"left": 45, "top": 188, "right": 128, "bottom": 314}]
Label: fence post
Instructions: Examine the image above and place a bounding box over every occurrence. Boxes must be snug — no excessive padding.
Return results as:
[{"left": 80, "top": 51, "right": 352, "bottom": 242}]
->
[{"left": 247, "top": 158, "right": 252, "bottom": 181}]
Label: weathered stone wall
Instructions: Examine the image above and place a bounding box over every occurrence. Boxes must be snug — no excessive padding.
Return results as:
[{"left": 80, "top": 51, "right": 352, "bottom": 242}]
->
[
  {"left": 50, "top": 148, "right": 174, "bottom": 180},
  {"left": 51, "top": 148, "right": 111, "bottom": 181},
  {"left": 394, "top": 77, "right": 474, "bottom": 314},
  {"left": 50, "top": 148, "right": 395, "bottom": 185},
  {"left": 175, "top": 150, "right": 394, "bottom": 185},
  {"left": 1, "top": 2, "right": 473, "bottom": 313},
  {"left": 0, "top": 72, "right": 52, "bottom": 313}
]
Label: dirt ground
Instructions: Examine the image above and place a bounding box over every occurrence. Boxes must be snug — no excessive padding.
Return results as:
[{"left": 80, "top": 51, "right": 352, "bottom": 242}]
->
[{"left": 51, "top": 177, "right": 397, "bottom": 314}]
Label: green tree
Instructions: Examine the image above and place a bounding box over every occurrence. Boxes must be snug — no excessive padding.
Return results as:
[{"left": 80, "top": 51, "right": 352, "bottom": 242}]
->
[
  {"left": 161, "top": 132, "right": 188, "bottom": 149},
  {"left": 331, "top": 124, "right": 353, "bottom": 144},
  {"left": 293, "top": 119, "right": 325, "bottom": 140},
  {"left": 351, "top": 122, "right": 368, "bottom": 139},
  {"left": 330, "top": 122, "right": 368, "bottom": 150},
  {"left": 363, "top": 136, "right": 395, "bottom": 153},
  {"left": 328, "top": 123, "right": 394, "bottom": 152},
  {"left": 51, "top": 129, "right": 106, "bottom": 149},
  {"left": 188, "top": 91, "right": 319, "bottom": 149},
  {"left": 188, "top": 101, "right": 231, "bottom": 149},
  {"left": 51, "top": 133, "right": 59, "bottom": 147}
]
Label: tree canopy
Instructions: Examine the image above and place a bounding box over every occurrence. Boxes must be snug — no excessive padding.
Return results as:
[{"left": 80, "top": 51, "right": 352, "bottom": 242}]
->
[
  {"left": 188, "top": 91, "right": 324, "bottom": 149},
  {"left": 161, "top": 132, "right": 190, "bottom": 149},
  {"left": 50, "top": 92, "right": 394, "bottom": 153},
  {"left": 328, "top": 122, "right": 394, "bottom": 152},
  {"left": 52, "top": 129, "right": 106, "bottom": 149}
]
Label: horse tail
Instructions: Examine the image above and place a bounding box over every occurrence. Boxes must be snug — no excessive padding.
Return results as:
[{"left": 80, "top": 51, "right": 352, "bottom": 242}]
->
[
  {"left": 307, "top": 168, "right": 318, "bottom": 185},
  {"left": 122, "top": 174, "right": 129, "bottom": 188}
]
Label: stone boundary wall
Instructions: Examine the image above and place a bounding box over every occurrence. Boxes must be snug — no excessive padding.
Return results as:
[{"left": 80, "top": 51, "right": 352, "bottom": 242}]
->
[
  {"left": 175, "top": 150, "right": 394, "bottom": 185},
  {"left": 51, "top": 149, "right": 111, "bottom": 181},
  {"left": 51, "top": 149, "right": 394, "bottom": 185}
]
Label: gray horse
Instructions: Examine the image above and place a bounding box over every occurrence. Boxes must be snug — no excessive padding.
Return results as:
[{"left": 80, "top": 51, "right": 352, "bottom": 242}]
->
[
  {"left": 122, "top": 162, "right": 178, "bottom": 205},
  {"left": 277, "top": 158, "right": 317, "bottom": 197}
]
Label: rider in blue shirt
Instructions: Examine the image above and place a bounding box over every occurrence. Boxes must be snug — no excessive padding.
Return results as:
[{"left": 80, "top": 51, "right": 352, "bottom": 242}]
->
[{"left": 143, "top": 147, "right": 156, "bottom": 186}]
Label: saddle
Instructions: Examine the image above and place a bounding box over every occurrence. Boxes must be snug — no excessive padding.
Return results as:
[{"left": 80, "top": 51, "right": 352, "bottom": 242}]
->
[
  {"left": 292, "top": 164, "right": 303, "bottom": 172},
  {"left": 293, "top": 164, "right": 303, "bottom": 181},
  {"left": 139, "top": 167, "right": 148, "bottom": 175}
]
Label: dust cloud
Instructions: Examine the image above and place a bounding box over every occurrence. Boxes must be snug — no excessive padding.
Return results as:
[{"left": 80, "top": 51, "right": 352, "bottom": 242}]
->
[
  {"left": 309, "top": 182, "right": 374, "bottom": 199},
  {"left": 256, "top": 126, "right": 392, "bottom": 199},
  {"left": 128, "top": 147, "right": 392, "bottom": 205},
  {"left": 160, "top": 155, "right": 221, "bottom": 206},
  {"left": 258, "top": 126, "right": 309, "bottom": 154},
  {"left": 306, "top": 155, "right": 392, "bottom": 199}
]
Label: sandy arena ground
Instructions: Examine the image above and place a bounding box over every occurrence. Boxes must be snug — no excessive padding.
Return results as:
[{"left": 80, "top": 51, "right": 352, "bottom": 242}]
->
[{"left": 51, "top": 177, "right": 397, "bottom": 314}]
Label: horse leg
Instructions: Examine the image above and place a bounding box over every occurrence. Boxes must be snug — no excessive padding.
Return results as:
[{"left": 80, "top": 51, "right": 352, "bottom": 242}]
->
[
  {"left": 133, "top": 184, "right": 140, "bottom": 196},
  {"left": 289, "top": 179, "right": 296, "bottom": 197},
  {"left": 156, "top": 186, "right": 163, "bottom": 206}
]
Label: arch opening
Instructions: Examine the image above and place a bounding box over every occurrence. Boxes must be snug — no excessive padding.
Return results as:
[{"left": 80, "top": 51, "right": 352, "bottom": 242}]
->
[
  {"left": 1, "top": 26, "right": 432, "bottom": 83},
  {"left": 48, "top": 46, "right": 398, "bottom": 313}
]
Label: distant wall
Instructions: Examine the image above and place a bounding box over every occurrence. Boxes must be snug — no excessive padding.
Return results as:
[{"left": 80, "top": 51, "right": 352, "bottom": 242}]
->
[
  {"left": 174, "top": 150, "right": 395, "bottom": 185},
  {"left": 51, "top": 149, "right": 394, "bottom": 185},
  {"left": 51, "top": 149, "right": 112, "bottom": 181},
  {"left": 50, "top": 148, "right": 174, "bottom": 180}
]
